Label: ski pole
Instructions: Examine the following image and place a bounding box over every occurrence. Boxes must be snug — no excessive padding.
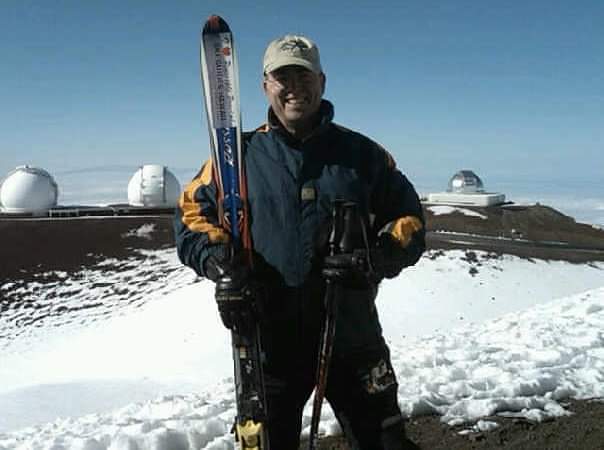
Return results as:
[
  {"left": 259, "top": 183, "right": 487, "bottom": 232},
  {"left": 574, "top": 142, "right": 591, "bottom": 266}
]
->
[{"left": 309, "top": 200, "right": 351, "bottom": 450}]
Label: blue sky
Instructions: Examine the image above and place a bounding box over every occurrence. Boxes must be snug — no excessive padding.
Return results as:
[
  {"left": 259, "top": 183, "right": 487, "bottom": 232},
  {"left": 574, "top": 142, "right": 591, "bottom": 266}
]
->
[{"left": 1, "top": 0, "right": 603, "bottom": 192}]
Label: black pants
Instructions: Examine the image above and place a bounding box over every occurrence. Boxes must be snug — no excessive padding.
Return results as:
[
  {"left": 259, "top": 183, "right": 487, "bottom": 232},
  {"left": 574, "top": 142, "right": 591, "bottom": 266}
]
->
[
  {"left": 258, "top": 282, "right": 406, "bottom": 449},
  {"left": 264, "top": 345, "right": 405, "bottom": 450}
]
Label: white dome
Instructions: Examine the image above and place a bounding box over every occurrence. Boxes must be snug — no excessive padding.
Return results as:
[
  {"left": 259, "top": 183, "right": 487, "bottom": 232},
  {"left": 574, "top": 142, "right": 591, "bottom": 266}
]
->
[
  {"left": 127, "top": 165, "right": 181, "bottom": 207},
  {"left": 447, "top": 170, "right": 484, "bottom": 194},
  {"left": 0, "top": 166, "right": 59, "bottom": 214}
]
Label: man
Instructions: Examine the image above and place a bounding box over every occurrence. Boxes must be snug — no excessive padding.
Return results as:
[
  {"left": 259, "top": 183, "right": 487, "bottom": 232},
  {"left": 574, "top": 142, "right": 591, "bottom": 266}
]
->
[{"left": 175, "top": 34, "right": 425, "bottom": 449}]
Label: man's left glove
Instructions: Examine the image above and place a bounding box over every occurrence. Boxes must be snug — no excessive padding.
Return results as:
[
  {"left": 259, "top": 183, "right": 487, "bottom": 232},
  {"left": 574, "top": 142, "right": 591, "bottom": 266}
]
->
[
  {"left": 322, "top": 233, "right": 411, "bottom": 285},
  {"left": 204, "top": 251, "right": 257, "bottom": 331},
  {"left": 321, "top": 248, "right": 372, "bottom": 285}
]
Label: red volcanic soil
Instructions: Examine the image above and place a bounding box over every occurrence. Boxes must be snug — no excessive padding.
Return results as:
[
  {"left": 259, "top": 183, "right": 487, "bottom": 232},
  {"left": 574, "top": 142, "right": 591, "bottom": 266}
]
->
[
  {"left": 424, "top": 203, "right": 604, "bottom": 250},
  {"left": 2, "top": 203, "right": 603, "bottom": 283},
  {"left": 0, "top": 216, "right": 175, "bottom": 282}
]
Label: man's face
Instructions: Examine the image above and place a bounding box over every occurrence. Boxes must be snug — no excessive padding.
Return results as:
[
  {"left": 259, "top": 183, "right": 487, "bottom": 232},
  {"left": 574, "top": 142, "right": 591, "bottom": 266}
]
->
[{"left": 263, "top": 65, "right": 325, "bottom": 134}]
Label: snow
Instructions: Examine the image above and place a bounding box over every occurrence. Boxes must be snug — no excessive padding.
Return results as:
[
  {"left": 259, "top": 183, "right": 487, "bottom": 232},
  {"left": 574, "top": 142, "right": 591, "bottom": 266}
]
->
[
  {"left": 458, "top": 419, "right": 500, "bottom": 435},
  {"left": 121, "top": 224, "right": 157, "bottom": 240},
  {"left": 391, "top": 287, "right": 604, "bottom": 425},
  {"left": 1, "top": 249, "right": 603, "bottom": 449},
  {"left": 427, "top": 205, "right": 487, "bottom": 219}
]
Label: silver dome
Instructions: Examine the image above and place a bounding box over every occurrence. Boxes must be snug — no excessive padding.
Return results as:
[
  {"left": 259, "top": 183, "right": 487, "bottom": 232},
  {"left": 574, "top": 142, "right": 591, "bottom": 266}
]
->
[{"left": 447, "top": 170, "right": 484, "bottom": 194}]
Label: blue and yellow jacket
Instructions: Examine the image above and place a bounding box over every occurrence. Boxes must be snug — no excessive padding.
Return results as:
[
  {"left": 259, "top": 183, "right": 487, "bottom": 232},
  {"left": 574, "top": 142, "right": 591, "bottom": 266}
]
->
[
  {"left": 175, "top": 101, "right": 425, "bottom": 354},
  {"left": 174, "top": 101, "right": 425, "bottom": 289}
]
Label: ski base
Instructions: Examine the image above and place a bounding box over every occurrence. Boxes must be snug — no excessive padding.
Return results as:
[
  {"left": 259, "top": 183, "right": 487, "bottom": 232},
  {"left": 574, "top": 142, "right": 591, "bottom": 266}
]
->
[
  {"left": 236, "top": 419, "right": 266, "bottom": 449},
  {"left": 232, "top": 324, "right": 269, "bottom": 449}
]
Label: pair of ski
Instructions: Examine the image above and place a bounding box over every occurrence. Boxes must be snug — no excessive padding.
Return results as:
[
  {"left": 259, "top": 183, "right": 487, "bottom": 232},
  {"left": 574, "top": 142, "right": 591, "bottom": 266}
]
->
[
  {"left": 200, "top": 16, "right": 265, "bottom": 450},
  {"left": 200, "top": 15, "right": 340, "bottom": 450}
]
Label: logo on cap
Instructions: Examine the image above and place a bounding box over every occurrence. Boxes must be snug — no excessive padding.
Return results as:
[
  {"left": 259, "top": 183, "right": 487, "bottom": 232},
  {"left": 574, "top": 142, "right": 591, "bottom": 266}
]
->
[{"left": 280, "top": 39, "right": 309, "bottom": 54}]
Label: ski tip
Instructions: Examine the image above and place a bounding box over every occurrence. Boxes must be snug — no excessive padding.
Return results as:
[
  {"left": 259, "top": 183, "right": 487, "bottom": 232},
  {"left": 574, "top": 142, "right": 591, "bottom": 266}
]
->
[{"left": 203, "top": 15, "right": 231, "bottom": 34}]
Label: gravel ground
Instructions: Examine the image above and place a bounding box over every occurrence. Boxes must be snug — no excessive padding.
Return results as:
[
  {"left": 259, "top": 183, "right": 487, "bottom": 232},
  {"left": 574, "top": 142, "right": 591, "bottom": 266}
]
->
[{"left": 306, "top": 399, "right": 604, "bottom": 449}]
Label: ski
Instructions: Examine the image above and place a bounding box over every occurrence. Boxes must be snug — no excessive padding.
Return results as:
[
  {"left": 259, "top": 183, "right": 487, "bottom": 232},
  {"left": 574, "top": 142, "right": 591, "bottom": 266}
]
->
[
  {"left": 200, "top": 15, "right": 269, "bottom": 450},
  {"left": 200, "top": 15, "right": 250, "bottom": 251}
]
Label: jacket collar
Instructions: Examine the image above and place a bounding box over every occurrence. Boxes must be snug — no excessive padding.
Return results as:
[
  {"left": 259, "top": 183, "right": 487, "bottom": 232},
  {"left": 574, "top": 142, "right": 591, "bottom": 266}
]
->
[{"left": 267, "top": 100, "right": 334, "bottom": 143}]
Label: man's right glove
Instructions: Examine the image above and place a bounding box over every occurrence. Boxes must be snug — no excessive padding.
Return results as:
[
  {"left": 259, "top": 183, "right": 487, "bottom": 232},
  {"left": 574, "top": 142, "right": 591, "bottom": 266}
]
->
[{"left": 204, "top": 251, "right": 257, "bottom": 331}]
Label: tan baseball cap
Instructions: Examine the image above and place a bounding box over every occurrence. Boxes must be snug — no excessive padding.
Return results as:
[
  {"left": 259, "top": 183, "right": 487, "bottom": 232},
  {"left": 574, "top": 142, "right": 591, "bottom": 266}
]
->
[{"left": 263, "top": 35, "right": 322, "bottom": 75}]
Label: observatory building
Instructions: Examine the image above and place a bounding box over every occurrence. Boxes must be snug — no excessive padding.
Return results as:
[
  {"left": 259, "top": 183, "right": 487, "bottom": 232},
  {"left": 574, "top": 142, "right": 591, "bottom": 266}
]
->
[
  {"left": 127, "top": 164, "right": 181, "bottom": 208},
  {"left": 427, "top": 170, "right": 506, "bottom": 207},
  {"left": 0, "top": 165, "right": 59, "bottom": 215},
  {"left": 1, "top": 164, "right": 181, "bottom": 219}
]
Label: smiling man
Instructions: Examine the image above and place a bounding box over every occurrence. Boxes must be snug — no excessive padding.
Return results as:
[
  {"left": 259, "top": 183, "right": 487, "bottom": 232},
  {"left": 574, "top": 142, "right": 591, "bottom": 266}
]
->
[
  {"left": 262, "top": 35, "right": 326, "bottom": 139},
  {"left": 175, "top": 34, "right": 425, "bottom": 449}
]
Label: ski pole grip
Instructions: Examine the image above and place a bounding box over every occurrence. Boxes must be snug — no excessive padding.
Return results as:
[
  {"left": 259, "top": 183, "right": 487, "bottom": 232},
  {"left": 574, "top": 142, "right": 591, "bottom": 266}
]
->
[
  {"left": 328, "top": 200, "right": 362, "bottom": 255},
  {"left": 340, "top": 202, "right": 362, "bottom": 253},
  {"left": 328, "top": 199, "right": 346, "bottom": 256}
]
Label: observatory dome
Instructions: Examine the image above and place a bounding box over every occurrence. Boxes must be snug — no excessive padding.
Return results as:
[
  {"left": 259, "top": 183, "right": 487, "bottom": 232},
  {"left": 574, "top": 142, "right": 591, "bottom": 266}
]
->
[
  {"left": 0, "top": 166, "right": 59, "bottom": 214},
  {"left": 127, "top": 164, "right": 181, "bottom": 207},
  {"left": 448, "top": 170, "right": 484, "bottom": 194}
]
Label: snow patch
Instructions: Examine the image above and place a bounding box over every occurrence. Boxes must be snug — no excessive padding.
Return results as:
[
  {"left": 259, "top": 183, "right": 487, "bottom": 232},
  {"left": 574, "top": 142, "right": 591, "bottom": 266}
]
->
[
  {"left": 391, "top": 288, "right": 604, "bottom": 426},
  {"left": 458, "top": 419, "right": 500, "bottom": 435},
  {"left": 427, "top": 205, "right": 487, "bottom": 219},
  {"left": 121, "top": 223, "right": 156, "bottom": 240}
]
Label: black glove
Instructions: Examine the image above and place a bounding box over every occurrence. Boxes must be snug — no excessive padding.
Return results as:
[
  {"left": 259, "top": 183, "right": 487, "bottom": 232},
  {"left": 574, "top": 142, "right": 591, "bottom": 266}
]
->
[
  {"left": 322, "top": 233, "right": 410, "bottom": 285},
  {"left": 370, "top": 233, "right": 413, "bottom": 279},
  {"left": 322, "top": 248, "right": 371, "bottom": 284},
  {"left": 204, "top": 252, "right": 257, "bottom": 331}
]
